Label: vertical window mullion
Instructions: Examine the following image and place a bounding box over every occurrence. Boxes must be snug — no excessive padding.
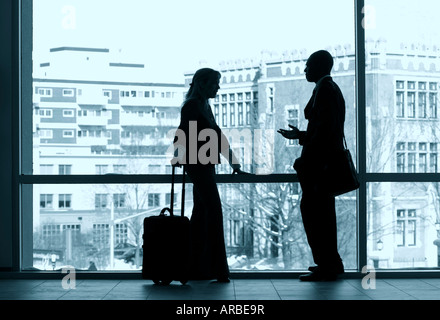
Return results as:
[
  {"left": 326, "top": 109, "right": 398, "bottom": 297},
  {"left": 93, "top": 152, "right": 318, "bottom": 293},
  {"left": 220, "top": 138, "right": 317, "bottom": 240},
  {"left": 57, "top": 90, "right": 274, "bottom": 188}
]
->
[{"left": 355, "top": 0, "right": 367, "bottom": 272}]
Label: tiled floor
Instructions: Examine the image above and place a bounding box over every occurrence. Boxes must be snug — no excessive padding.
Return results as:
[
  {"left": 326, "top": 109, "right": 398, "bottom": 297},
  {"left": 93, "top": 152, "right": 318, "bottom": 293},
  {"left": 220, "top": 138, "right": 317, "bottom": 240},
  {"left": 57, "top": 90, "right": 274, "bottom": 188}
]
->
[{"left": 0, "top": 277, "right": 439, "bottom": 300}]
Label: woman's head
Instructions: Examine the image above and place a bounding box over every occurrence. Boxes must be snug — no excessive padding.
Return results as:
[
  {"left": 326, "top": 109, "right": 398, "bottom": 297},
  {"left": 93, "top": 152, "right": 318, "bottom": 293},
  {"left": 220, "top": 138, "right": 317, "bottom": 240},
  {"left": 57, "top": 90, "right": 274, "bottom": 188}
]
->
[{"left": 186, "top": 68, "right": 221, "bottom": 100}]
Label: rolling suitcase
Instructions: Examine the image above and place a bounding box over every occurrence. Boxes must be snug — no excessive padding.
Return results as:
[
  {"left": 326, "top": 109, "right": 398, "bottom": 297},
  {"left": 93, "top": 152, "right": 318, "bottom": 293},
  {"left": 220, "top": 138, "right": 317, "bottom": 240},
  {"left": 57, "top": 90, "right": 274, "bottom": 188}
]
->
[{"left": 142, "top": 165, "right": 190, "bottom": 285}]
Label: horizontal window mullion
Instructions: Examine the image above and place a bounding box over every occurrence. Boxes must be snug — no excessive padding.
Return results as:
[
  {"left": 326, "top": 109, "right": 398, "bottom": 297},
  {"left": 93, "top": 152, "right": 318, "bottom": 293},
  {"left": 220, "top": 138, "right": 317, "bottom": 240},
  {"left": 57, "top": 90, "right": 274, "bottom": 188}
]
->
[
  {"left": 19, "top": 173, "right": 300, "bottom": 184},
  {"left": 365, "top": 173, "right": 440, "bottom": 182},
  {"left": 20, "top": 173, "right": 440, "bottom": 184}
]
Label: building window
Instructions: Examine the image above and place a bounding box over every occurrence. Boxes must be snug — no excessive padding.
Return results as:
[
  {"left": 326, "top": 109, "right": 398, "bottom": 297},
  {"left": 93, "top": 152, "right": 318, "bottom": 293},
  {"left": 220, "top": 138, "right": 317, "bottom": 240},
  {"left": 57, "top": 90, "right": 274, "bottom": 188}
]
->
[
  {"left": 113, "top": 165, "right": 126, "bottom": 173},
  {"left": 95, "top": 165, "right": 109, "bottom": 174},
  {"left": 63, "top": 110, "right": 74, "bottom": 117},
  {"left": 148, "top": 164, "right": 161, "bottom": 174},
  {"left": 93, "top": 224, "right": 110, "bottom": 247},
  {"left": 286, "top": 105, "right": 300, "bottom": 146},
  {"left": 418, "top": 82, "right": 427, "bottom": 118},
  {"left": 39, "top": 129, "right": 53, "bottom": 139},
  {"left": 214, "top": 104, "right": 219, "bottom": 123},
  {"left": 407, "top": 91, "right": 416, "bottom": 118},
  {"left": 395, "top": 80, "right": 437, "bottom": 119},
  {"left": 63, "top": 130, "right": 74, "bottom": 138},
  {"left": 396, "top": 142, "right": 438, "bottom": 173},
  {"left": 396, "top": 91, "right": 405, "bottom": 118},
  {"left": 113, "top": 194, "right": 126, "bottom": 208},
  {"left": 103, "top": 90, "right": 112, "bottom": 98},
  {"left": 238, "top": 103, "right": 243, "bottom": 126},
  {"left": 62, "top": 89, "right": 74, "bottom": 97},
  {"left": 222, "top": 104, "right": 227, "bottom": 127},
  {"left": 407, "top": 142, "right": 416, "bottom": 173},
  {"left": 418, "top": 92, "right": 427, "bottom": 118},
  {"left": 58, "top": 164, "right": 72, "bottom": 175},
  {"left": 430, "top": 143, "right": 438, "bottom": 173},
  {"left": 95, "top": 194, "right": 108, "bottom": 209},
  {"left": 165, "top": 193, "right": 177, "bottom": 205},
  {"left": 37, "top": 88, "right": 52, "bottom": 97},
  {"left": 267, "top": 86, "right": 274, "bottom": 113},
  {"left": 429, "top": 92, "right": 438, "bottom": 119},
  {"left": 115, "top": 223, "right": 128, "bottom": 244},
  {"left": 58, "top": 194, "right": 72, "bottom": 209},
  {"left": 148, "top": 193, "right": 160, "bottom": 207},
  {"left": 245, "top": 102, "right": 251, "bottom": 125},
  {"left": 230, "top": 103, "right": 235, "bottom": 126},
  {"left": 419, "top": 143, "right": 427, "bottom": 173},
  {"left": 40, "top": 164, "right": 53, "bottom": 174},
  {"left": 42, "top": 224, "right": 61, "bottom": 241},
  {"left": 226, "top": 213, "right": 245, "bottom": 248},
  {"left": 40, "top": 194, "right": 53, "bottom": 209},
  {"left": 39, "top": 109, "right": 53, "bottom": 118},
  {"left": 396, "top": 209, "right": 417, "bottom": 247}
]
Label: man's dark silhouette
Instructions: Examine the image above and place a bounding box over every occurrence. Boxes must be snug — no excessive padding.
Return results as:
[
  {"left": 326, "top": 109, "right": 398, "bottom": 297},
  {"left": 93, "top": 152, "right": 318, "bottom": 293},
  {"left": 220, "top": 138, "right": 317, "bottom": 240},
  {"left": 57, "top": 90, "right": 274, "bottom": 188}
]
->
[{"left": 278, "top": 50, "right": 345, "bottom": 281}]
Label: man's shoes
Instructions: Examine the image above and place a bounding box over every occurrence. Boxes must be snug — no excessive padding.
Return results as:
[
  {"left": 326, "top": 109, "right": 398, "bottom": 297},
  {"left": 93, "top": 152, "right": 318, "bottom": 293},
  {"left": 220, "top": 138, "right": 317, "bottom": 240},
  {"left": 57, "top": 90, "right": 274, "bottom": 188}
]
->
[
  {"left": 308, "top": 264, "right": 344, "bottom": 274},
  {"left": 299, "top": 267, "right": 339, "bottom": 282}
]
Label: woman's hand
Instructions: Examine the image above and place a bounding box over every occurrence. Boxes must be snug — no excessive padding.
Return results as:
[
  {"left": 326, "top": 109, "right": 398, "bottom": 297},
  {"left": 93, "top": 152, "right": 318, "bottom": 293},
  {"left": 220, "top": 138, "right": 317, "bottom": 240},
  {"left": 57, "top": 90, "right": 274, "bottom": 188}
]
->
[
  {"left": 170, "top": 158, "right": 182, "bottom": 168},
  {"left": 232, "top": 168, "right": 250, "bottom": 175},
  {"left": 277, "top": 125, "right": 300, "bottom": 139}
]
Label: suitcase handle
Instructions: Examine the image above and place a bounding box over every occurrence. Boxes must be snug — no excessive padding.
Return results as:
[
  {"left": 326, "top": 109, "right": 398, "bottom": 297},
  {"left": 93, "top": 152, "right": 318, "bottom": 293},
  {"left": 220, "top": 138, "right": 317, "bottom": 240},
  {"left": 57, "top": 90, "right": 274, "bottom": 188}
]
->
[{"left": 167, "top": 164, "right": 185, "bottom": 217}]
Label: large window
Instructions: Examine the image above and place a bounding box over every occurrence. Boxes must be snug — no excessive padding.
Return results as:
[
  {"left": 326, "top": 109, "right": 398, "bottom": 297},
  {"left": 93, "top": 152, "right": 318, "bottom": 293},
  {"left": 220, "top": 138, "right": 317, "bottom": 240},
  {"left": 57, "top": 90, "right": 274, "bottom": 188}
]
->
[
  {"left": 14, "top": 0, "right": 438, "bottom": 274},
  {"left": 365, "top": 0, "right": 440, "bottom": 269},
  {"left": 23, "top": 0, "right": 356, "bottom": 272}
]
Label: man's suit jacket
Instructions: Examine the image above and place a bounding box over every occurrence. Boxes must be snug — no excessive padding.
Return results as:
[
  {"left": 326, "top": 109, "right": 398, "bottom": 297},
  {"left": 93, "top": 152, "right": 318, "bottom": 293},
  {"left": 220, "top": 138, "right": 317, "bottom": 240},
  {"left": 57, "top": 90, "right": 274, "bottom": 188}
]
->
[{"left": 294, "top": 76, "right": 346, "bottom": 184}]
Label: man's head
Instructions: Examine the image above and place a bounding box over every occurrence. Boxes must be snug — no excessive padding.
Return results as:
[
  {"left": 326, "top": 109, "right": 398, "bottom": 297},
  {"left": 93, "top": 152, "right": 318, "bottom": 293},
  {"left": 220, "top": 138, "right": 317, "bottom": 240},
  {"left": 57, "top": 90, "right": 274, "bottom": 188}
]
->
[{"left": 304, "top": 50, "right": 334, "bottom": 83}]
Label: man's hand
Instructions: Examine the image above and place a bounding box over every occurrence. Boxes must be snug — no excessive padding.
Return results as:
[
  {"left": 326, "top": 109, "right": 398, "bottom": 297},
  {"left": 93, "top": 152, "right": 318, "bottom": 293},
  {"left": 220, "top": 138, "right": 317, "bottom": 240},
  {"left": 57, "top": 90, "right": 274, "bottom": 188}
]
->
[{"left": 277, "top": 125, "right": 300, "bottom": 139}]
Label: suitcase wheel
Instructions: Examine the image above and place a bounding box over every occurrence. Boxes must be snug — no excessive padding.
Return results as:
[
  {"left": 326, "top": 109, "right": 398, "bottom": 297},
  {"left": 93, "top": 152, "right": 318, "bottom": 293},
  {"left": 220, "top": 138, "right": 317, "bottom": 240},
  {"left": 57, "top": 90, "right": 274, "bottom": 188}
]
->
[{"left": 153, "top": 279, "right": 172, "bottom": 285}]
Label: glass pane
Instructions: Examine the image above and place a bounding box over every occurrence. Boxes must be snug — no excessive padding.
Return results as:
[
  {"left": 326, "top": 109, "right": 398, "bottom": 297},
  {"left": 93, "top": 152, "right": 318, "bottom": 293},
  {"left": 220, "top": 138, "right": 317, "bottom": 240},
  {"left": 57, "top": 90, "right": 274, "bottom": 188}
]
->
[
  {"left": 29, "top": 0, "right": 356, "bottom": 272},
  {"left": 26, "top": 183, "right": 190, "bottom": 271},
  {"left": 32, "top": 0, "right": 355, "bottom": 175},
  {"left": 221, "top": 183, "right": 357, "bottom": 271},
  {"left": 365, "top": 0, "right": 440, "bottom": 172},
  {"left": 367, "top": 182, "right": 440, "bottom": 269},
  {"left": 26, "top": 182, "right": 356, "bottom": 271}
]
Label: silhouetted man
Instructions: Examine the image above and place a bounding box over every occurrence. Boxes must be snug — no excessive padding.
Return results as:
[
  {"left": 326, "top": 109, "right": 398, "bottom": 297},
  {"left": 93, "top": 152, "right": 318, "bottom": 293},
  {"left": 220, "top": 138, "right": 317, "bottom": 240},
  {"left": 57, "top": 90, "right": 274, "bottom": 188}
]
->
[{"left": 278, "top": 50, "right": 345, "bottom": 281}]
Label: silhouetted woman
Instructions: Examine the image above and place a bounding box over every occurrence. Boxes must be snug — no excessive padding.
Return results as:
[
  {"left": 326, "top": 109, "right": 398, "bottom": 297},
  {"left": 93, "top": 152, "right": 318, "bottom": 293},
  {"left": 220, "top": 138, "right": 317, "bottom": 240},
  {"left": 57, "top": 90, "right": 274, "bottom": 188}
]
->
[{"left": 173, "top": 68, "right": 245, "bottom": 282}]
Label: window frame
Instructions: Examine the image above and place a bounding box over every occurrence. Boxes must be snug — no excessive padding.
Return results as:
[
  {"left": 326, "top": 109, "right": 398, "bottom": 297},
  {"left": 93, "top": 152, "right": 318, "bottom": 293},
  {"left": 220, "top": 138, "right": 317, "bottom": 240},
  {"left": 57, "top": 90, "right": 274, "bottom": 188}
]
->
[{"left": 7, "top": 0, "right": 440, "bottom": 277}]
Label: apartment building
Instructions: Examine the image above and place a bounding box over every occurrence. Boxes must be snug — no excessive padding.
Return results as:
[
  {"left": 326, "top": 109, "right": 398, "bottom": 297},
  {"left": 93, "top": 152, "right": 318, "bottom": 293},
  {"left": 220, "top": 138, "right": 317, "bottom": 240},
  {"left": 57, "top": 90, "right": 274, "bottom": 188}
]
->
[{"left": 32, "top": 47, "right": 186, "bottom": 270}]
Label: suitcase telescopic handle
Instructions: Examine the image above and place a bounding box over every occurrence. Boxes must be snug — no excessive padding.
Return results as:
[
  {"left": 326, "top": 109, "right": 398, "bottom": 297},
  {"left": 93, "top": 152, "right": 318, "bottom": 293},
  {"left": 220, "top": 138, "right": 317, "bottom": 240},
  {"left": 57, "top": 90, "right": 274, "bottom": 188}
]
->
[{"left": 167, "top": 164, "right": 185, "bottom": 217}]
